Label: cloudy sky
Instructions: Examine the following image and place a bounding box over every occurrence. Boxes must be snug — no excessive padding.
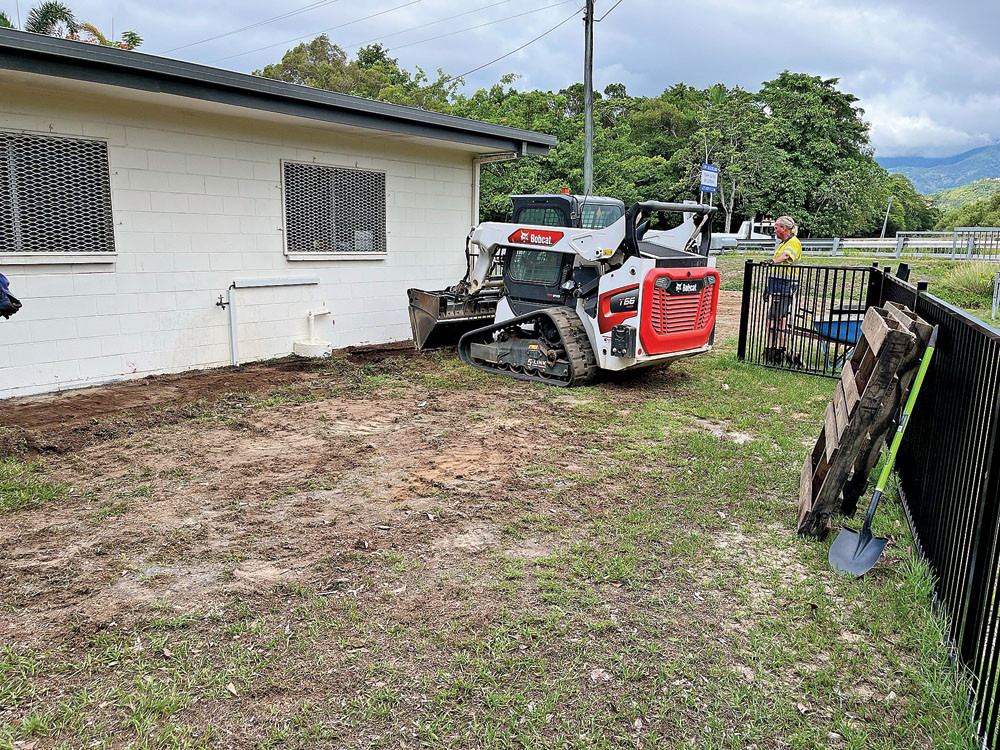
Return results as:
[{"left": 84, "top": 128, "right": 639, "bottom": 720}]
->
[{"left": 18, "top": 0, "right": 999, "bottom": 157}]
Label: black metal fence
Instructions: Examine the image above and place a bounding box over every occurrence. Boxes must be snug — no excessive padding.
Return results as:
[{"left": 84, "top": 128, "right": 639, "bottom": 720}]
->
[
  {"left": 883, "top": 275, "right": 1000, "bottom": 747},
  {"left": 738, "top": 265, "right": 1000, "bottom": 747},
  {"left": 736, "top": 260, "right": 881, "bottom": 378}
]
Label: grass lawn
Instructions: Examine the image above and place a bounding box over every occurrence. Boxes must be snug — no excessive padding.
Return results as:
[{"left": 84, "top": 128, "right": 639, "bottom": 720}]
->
[{"left": 0, "top": 332, "right": 977, "bottom": 748}]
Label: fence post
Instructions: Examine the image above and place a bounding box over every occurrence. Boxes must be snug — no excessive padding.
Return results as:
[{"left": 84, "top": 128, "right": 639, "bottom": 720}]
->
[
  {"left": 953, "top": 230, "right": 958, "bottom": 259},
  {"left": 866, "top": 263, "right": 884, "bottom": 309},
  {"left": 895, "top": 235, "right": 905, "bottom": 259},
  {"left": 967, "top": 236, "right": 975, "bottom": 260},
  {"left": 831, "top": 237, "right": 841, "bottom": 256},
  {"left": 737, "top": 259, "right": 753, "bottom": 361},
  {"left": 993, "top": 273, "right": 999, "bottom": 320}
]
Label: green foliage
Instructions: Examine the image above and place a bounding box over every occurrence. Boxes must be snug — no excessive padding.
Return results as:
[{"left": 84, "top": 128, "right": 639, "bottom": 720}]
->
[
  {"left": 24, "top": 0, "right": 77, "bottom": 35},
  {"left": 253, "top": 36, "right": 458, "bottom": 113},
  {"left": 940, "top": 262, "right": 999, "bottom": 307},
  {"left": 255, "top": 41, "right": 940, "bottom": 236},
  {"left": 930, "top": 178, "right": 1000, "bottom": 211},
  {"left": 935, "top": 192, "right": 1000, "bottom": 231},
  {"left": 0, "top": 10, "right": 14, "bottom": 28},
  {"left": 0, "top": 458, "right": 66, "bottom": 513}
]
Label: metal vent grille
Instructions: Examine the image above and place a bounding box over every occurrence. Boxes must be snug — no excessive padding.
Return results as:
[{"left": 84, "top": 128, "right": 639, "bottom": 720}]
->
[
  {"left": 283, "top": 162, "right": 386, "bottom": 254},
  {"left": 0, "top": 132, "right": 115, "bottom": 254}
]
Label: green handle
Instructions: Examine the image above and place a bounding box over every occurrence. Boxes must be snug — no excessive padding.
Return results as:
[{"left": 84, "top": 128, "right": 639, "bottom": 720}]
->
[{"left": 873, "top": 325, "right": 939, "bottom": 496}]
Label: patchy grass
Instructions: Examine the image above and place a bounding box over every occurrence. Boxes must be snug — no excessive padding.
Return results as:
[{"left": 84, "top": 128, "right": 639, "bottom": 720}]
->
[
  {"left": 0, "top": 337, "right": 977, "bottom": 748},
  {"left": 0, "top": 458, "right": 66, "bottom": 514}
]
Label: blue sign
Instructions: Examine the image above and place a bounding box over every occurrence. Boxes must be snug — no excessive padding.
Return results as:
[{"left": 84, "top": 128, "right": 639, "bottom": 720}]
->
[{"left": 700, "top": 163, "right": 719, "bottom": 194}]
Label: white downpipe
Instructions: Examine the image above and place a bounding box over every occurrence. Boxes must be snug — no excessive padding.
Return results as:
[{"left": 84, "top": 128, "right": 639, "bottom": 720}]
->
[{"left": 219, "top": 276, "right": 320, "bottom": 366}]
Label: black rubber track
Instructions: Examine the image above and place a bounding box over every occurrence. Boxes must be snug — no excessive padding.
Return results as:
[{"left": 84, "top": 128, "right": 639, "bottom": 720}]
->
[{"left": 457, "top": 306, "right": 597, "bottom": 387}]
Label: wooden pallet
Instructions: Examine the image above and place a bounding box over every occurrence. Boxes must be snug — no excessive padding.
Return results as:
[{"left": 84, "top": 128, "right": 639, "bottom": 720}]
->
[{"left": 797, "top": 303, "right": 932, "bottom": 538}]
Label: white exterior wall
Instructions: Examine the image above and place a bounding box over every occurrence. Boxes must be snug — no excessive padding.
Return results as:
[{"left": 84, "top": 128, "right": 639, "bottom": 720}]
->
[{"left": 0, "top": 78, "right": 476, "bottom": 399}]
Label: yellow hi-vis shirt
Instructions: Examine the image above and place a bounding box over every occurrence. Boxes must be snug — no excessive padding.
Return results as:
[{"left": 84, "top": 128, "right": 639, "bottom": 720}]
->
[{"left": 773, "top": 236, "right": 802, "bottom": 264}]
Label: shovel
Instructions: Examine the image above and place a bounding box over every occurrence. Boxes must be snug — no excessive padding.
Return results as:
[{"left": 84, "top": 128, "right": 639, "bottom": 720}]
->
[{"left": 829, "top": 325, "right": 939, "bottom": 577}]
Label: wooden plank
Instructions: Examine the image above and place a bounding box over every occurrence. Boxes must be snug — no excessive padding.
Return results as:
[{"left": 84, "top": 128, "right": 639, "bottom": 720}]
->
[
  {"left": 797, "top": 456, "right": 814, "bottom": 529},
  {"left": 850, "top": 334, "right": 869, "bottom": 371},
  {"left": 888, "top": 301, "right": 933, "bottom": 344},
  {"left": 842, "top": 360, "right": 860, "bottom": 414},
  {"left": 860, "top": 307, "right": 891, "bottom": 357},
  {"left": 884, "top": 302, "right": 915, "bottom": 331},
  {"left": 834, "top": 383, "right": 849, "bottom": 437},
  {"left": 855, "top": 347, "right": 877, "bottom": 395},
  {"left": 800, "top": 317, "right": 918, "bottom": 538},
  {"left": 824, "top": 402, "right": 839, "bottom": 462}
]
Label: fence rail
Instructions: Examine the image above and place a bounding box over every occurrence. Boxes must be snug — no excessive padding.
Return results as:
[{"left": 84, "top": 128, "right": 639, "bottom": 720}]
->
[
  {"left": 738, "top": 265, "right": 1000, "bottom": 748},
  {"left": 727, "top": 228, "right": 1000, "bottom": 260}
]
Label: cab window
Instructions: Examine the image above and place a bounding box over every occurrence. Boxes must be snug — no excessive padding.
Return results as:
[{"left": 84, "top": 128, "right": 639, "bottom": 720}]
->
[
  {"left": 581, "top": 203, "right": 623, "bottom": 229},
  {"left": 507, "top": 249, "right": 564, "bottom": 285},
  {"left": 515, "top": 207, "right": 564, "bottom": 227}
]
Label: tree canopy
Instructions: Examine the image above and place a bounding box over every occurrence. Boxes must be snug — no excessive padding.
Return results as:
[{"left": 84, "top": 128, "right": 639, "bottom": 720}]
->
[{"left": 254, "top": 39, "right": 939, "bottom": 236}]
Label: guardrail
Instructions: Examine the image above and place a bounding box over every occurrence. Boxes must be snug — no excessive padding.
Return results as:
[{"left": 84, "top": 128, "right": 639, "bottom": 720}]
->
[{"left": 727, "top": 228, "right": 1000, "bottom": 260}]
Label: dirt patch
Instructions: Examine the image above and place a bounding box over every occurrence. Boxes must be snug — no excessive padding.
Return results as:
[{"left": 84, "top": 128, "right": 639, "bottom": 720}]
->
[
  {"left": 692, "top": 416, "right": 755, "bottom": 444},
  {"left": 715, "top": 290, "right": 742, "bottom": 340}
]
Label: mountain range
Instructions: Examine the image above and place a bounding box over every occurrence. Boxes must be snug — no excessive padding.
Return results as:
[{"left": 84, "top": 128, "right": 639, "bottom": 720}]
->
[{"left": 875, "top": 144, "right": 1000, "bottom": 194}]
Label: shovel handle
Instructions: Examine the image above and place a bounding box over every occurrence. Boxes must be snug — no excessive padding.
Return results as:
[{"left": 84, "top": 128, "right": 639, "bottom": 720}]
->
[{"left": 872, "top": 325, "right": 939, "bottom": 499}]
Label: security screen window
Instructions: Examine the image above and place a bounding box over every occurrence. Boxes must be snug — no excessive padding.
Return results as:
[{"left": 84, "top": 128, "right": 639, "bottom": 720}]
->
[
  {"left": 507, "top": 248, "right": 564, "bottom": 285},
  {"left": 581, "top": 203, "right": 623, "bottom": 229},
  {"left": 282, "top": 161, "right": 387, "bottom": 255},
  {"left": 0, "top": 131, "right": 115, "bottom": 254}
]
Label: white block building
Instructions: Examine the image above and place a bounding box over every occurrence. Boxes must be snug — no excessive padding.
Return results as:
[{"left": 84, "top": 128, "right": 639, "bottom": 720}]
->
[{"left": 0, "top": 29, "right": 554, "bottom": 399}]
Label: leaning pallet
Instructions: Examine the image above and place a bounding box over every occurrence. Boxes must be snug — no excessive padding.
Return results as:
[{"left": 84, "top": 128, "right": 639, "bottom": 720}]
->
[{"left": 797, "top": 303, "right": 932, "bottom": 538}]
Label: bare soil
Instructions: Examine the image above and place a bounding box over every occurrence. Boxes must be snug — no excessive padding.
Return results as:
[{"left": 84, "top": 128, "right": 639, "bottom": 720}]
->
[{"left": 1, "top": 293, "right": 967, "bottom": 748}]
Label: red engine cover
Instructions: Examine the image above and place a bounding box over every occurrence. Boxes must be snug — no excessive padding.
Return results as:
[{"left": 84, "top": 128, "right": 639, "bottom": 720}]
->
[{"left": 639, "top": 267, "right": 719, "bottom": 355}]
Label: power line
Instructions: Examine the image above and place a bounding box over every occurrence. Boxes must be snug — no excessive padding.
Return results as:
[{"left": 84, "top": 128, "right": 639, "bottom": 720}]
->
[
  {"left": 209, "top": 0, "right": 424, "bottom": 64},
  {"left": 596, "top": 0, "right": 624, "bottom": 21},
  {"left": 161, "top": 0, "right": 348, "bottom": 54},
  {"left": 343, "top": 0, "right": 515, "bottom": 50},
  {"left": 388, "top": 0, "right": 577, "bottom": 53},
  {"left": 444, "top": 5, "right": 582, "bottom": 83}
]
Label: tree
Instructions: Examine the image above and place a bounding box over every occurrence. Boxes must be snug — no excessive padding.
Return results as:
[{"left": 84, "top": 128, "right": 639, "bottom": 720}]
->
[
  {"left": 254, "top": 36, "right": 457, "bottom": 112},
  {"left": 935, "top": 192, "right": 1000, "bottom": 230},
  {"left": 0, "top": 10, "right": 14, "bottom": 28},
  {"left": 24, "top": 1, "right": 77, "bottom": 35}
]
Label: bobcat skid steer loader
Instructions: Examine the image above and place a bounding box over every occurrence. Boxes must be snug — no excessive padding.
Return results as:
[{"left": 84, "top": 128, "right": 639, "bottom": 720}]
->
[{"left": 410, "top": 199, "right": 720, "bottom": 387}]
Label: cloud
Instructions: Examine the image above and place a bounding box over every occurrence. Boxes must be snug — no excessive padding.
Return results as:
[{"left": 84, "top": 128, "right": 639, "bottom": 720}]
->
[{"left": 59, "top": 0, "right": 1000, "bottom": 157}]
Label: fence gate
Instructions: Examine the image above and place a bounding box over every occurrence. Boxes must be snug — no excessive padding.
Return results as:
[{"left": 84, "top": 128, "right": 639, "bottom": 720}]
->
[{"left": 736, "top": 260, "right": 882, "bottom": 377}]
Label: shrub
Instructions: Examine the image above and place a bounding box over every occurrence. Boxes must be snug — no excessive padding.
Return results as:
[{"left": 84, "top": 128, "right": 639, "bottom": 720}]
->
[{"left": 941, "top": 262, "right": 999, "bottom": 305}]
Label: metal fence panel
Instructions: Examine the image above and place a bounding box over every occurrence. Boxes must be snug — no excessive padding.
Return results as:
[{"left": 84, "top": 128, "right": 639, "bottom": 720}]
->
[
  {"left": 737, "top": 260, "right": 877, "bottom": 378},
  {"left": 881, "top": 275, "right": 1000, "bottom": 747}
]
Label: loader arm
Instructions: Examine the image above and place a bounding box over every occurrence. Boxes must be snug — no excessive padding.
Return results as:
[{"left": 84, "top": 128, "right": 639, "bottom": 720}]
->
[{"left": 466, "top": 218, "right": 627, "bottom": 294}]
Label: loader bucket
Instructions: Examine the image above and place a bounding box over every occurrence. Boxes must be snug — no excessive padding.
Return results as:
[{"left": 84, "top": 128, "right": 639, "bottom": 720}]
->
[{"left": 407, "top": 288, "right": 500, "bottom": 350}]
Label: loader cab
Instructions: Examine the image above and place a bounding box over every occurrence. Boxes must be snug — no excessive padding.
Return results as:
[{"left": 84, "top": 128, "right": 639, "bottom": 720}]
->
[{"left": 503, "top": 195, "right": 625, "bottom": 314}]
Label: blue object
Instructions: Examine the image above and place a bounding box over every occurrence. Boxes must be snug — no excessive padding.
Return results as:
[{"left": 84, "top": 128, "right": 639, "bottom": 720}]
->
[
  {"left": 812, "top": 317, "right": 862, "bottom": 346},
  {"left": 0, "top": 272, "right": 22, "bottom": 319}
]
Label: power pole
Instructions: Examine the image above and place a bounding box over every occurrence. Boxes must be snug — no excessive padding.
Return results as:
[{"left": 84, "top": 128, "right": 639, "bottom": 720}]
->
[
  {"left": 880, "top": 195, "right": 894, "bottom": 239},
  {"left": 583, "top": 0, "right": 595, "bottom": 195}
]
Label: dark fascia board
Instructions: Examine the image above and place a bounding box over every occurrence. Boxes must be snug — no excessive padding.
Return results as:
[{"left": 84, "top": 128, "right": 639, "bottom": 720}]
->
[{"left": 0, "top": 28, "right": 556, "bottom": 155}]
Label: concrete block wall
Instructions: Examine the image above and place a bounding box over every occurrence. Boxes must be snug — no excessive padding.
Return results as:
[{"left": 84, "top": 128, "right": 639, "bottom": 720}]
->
[{"left": 0, "top": 77, "right": 475, "bottom": 398}]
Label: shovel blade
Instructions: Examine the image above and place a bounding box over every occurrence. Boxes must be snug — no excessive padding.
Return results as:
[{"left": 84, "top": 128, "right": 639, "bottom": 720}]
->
[{"left": 829, "top": 527, "right": 888, "bottom": 577}]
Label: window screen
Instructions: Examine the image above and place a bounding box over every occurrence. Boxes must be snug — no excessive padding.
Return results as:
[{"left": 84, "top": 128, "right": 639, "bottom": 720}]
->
[
  {"left": 0, "top": 131, "right": 115, "bottom": 254},
  {"left": 515, "top": 207, "right": 564, "bottom": 227},
  {"left": 507, "top": 249, "right": 564, "bottom": 285},
  {"left": 581, "top": 204, "right": 623, "bottom": 229},
  {"left": 283, "top": 162, "right": 386, "bottom": 254}
]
